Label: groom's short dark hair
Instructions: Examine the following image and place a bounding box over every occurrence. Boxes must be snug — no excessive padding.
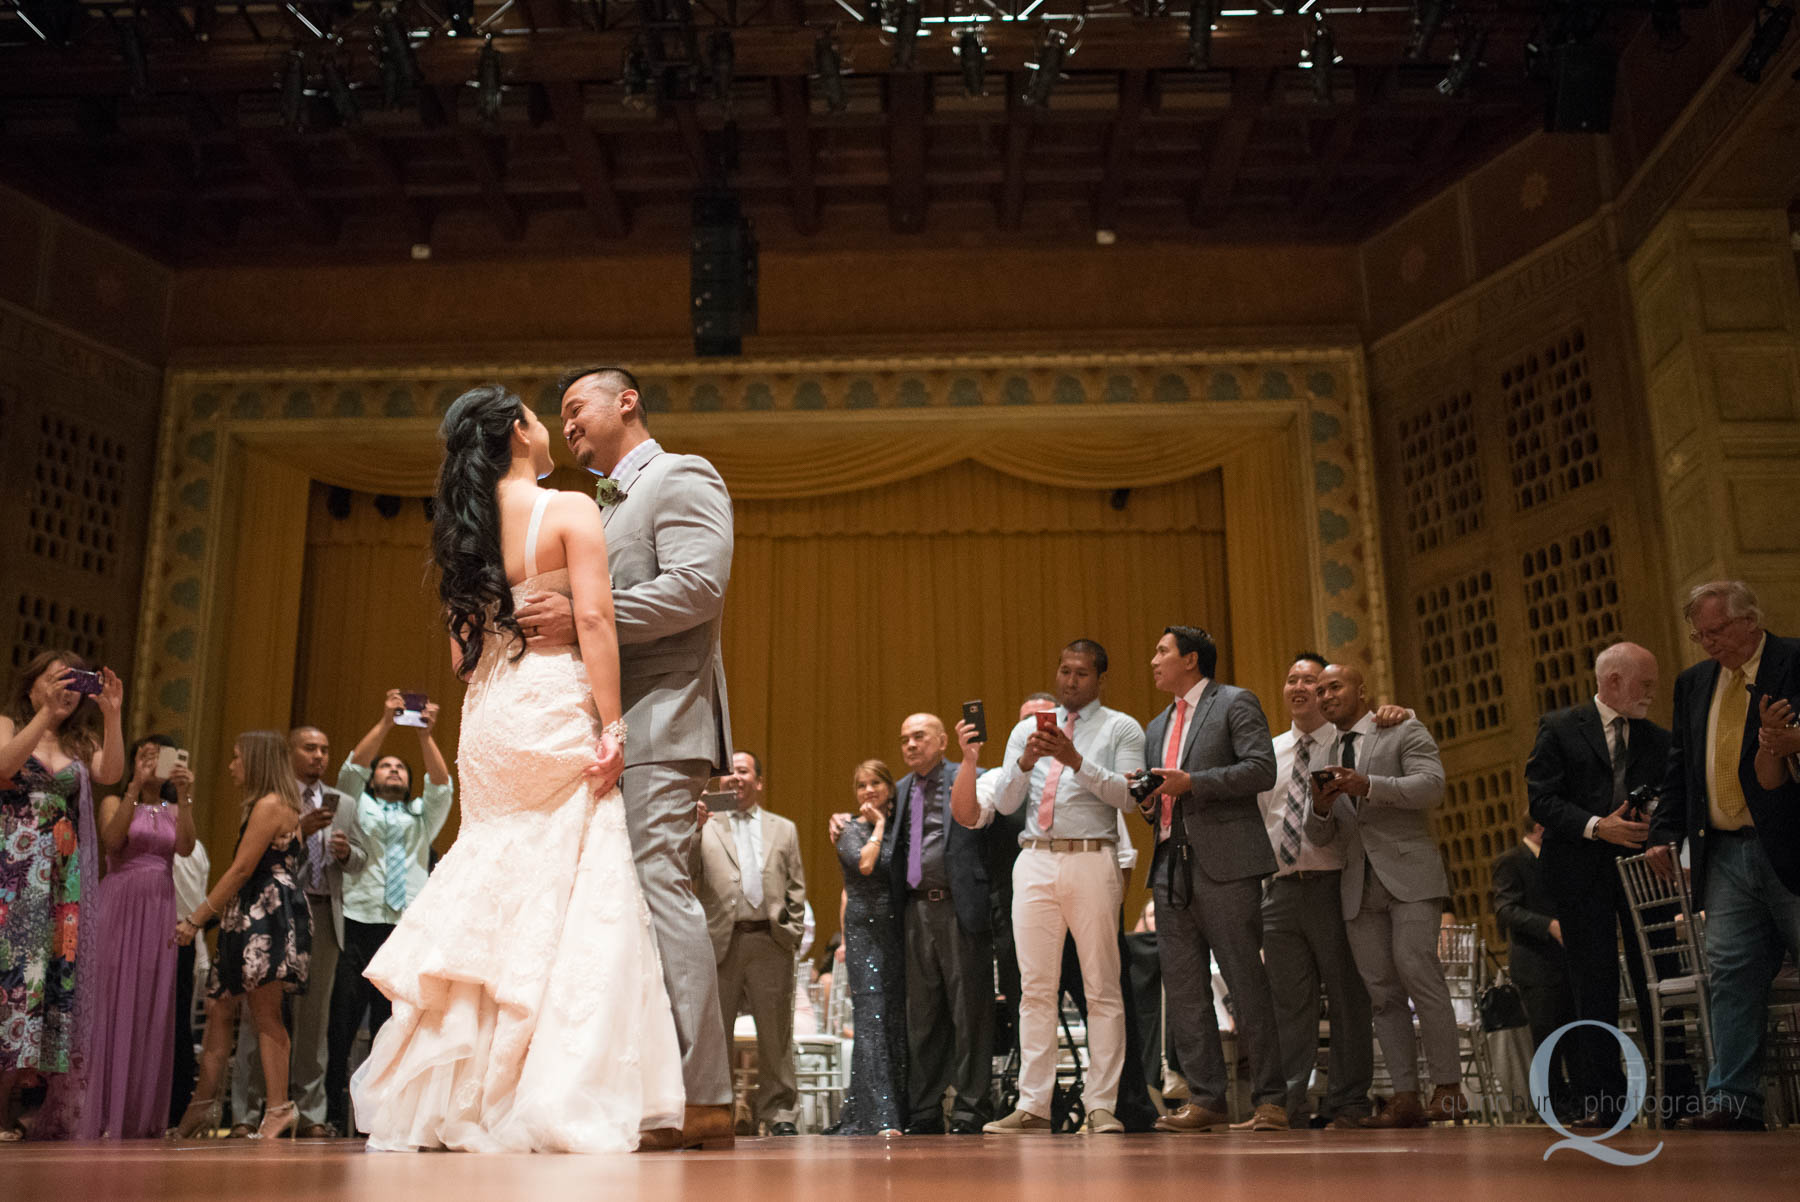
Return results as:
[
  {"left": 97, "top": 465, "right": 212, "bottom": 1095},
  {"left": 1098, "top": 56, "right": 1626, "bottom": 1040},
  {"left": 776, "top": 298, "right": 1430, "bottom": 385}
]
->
[{"left": 556, "top": 366, "right": 648, "bottom": 424}]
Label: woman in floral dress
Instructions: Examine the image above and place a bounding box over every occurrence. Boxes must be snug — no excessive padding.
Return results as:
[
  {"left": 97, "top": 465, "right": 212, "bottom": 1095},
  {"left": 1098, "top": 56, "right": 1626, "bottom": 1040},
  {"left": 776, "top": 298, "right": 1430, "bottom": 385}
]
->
[
  {"left": 0, "top": 650, "right": 125, "bottom": 1140},
  {"left": 169, "top": 730, "right": 310, "bottom": 1141}
]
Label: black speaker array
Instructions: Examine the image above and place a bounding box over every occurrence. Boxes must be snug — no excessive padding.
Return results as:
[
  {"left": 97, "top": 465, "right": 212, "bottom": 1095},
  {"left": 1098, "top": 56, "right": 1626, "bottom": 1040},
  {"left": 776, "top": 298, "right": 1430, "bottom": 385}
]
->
[{"left": 690, "top": 192, "right": 758, "bottom": 358}]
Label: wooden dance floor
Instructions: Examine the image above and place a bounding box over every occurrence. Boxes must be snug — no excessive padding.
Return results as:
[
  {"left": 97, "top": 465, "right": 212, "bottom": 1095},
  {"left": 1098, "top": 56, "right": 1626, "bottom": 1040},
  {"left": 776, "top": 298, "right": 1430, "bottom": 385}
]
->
[{"left": 5, "top": 1130, "right": 1797, "bottom": 1201}]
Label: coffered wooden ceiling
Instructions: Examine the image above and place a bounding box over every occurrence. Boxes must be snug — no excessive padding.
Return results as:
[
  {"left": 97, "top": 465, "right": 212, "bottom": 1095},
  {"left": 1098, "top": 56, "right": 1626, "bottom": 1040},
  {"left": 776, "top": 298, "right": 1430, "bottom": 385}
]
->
[{"left": 0, "top": 1, "right": 1666, "bottom": 263}]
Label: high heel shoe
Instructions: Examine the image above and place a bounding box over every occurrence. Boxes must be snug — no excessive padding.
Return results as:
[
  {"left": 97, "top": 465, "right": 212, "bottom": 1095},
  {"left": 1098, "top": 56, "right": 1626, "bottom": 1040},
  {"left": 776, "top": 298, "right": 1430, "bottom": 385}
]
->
[
  {"left": 255, "top": 1101, "right": 298, "bottom": 1141},
  {"left": 166, "top": 1098, "right": 222, "bottom": 1140}
]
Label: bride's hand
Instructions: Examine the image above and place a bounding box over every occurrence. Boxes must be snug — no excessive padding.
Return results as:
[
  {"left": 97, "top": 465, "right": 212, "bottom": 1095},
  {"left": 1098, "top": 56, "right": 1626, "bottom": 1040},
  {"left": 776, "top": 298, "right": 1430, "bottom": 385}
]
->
[{"left": 584, "top": 730, "right": 625, "bottom": 798}]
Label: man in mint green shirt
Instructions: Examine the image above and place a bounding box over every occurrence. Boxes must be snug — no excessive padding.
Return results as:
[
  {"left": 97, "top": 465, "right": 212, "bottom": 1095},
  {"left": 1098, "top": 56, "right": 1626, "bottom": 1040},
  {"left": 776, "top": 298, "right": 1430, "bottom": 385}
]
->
[{"left": 324, "top": 689, "right": 454, "bottom": 1134}]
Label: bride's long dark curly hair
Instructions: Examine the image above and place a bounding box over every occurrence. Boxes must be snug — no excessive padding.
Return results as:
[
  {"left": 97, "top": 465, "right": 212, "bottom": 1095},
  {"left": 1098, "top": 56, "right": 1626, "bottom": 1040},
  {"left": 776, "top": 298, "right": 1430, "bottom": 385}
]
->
[{"left": 433, "top": 385, "right": 529, "bottom": 677}]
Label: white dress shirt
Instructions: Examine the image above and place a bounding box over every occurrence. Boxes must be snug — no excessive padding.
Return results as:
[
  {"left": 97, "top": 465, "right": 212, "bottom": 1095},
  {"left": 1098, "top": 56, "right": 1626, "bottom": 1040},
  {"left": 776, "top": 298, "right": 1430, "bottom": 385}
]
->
[
  {"left": 1257, "top": 720, "right": 1344, "bottom": 873},
  {"left": 978, "top": 698, "right": 1147, "bottom": 840}
]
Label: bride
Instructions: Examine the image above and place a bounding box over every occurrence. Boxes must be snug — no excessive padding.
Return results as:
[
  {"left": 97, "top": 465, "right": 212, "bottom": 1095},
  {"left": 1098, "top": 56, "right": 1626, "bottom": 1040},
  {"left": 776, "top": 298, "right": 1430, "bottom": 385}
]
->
[{"left": 350, "top": 385, "right": 684, "bottom": 1152}]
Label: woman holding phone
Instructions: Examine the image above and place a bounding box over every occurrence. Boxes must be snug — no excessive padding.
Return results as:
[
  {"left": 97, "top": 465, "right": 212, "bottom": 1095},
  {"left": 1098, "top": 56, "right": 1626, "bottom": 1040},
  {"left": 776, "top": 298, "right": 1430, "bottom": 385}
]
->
[
  {"left": 827, "top": 759, "right": 906, "bottom": 1137},
  {"left": 90, "top": 735, "right": 196, "bottom": 1138},
  {"left": 168, "top": 730, "right": 310, "bottom": 1141},
  {"left": 0, "top": 650, "right": 125, "bottom": 1140}
]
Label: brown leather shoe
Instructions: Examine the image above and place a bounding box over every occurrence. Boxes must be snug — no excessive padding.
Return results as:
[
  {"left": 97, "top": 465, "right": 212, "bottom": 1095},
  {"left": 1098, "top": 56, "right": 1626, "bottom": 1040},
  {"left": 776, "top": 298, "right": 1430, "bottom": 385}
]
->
[
  {"left": 680, "top": 1104, "right": 736, "bottom": 1150},
  {"left": 1426, "top": 1084, "right": 1470, "bottom": 1125},
  {"left": 1227, "top": 1104, "right": 1290, "bottom": 1132},
  {"left": 1325, "top": 1113, "right": 1366, "bottom": 1131},
  {"left": 635, "top": 1127, "right": 684, "bottom": 1152},
  {"left": 1154, "top": 1102, "right": 1230, "bottom": 1133},
  {"left": 1360, "top": 1092, "right": 1427, "bottom": 1129}
]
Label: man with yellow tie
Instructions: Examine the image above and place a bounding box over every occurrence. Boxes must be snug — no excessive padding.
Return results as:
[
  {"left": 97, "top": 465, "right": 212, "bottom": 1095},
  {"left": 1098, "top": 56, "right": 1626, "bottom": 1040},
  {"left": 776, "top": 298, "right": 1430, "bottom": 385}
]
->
[{"left": 1649, "top": 580, "right": 1800, "bottom": 1130}]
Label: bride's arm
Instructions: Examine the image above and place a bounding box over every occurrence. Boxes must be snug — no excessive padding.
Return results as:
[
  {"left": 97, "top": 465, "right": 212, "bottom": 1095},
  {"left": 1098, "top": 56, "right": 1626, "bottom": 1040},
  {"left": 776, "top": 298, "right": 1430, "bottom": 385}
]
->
[{"left": 555, "top": 494, "right": 623, "bottom": 729}]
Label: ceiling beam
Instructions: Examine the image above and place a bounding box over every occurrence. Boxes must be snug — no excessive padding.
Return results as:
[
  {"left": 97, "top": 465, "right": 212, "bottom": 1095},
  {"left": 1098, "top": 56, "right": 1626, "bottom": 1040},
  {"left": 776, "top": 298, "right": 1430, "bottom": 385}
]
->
[
  {"left": 434, "top": 87, "right": 524, "bottom": 241},
  {"left": 341, "top": 129, "right": 433, "bottom": 245},
  {"left": 1297, "top": 68, "right": 1384, "bottom": 224},
  {"left": 239, "top": 132, "right": 337, "bottom": 243},
  {"left": 545, "top": 81, "right": 629, "bottom": 238},
  {"left": 1188, "top": 67, "right": 1275, "bottom": 227},
  {"left": 772, "top": 76, "right": 820, "bottom": 235},
  {"left": 1092, "top": 68, "right": 1147, "bottom": 233},
  {"left": 997, "top": 75, "right": 1034, "bottom": 231},
  {"left": 887, "top": 72, "right": 927, "bottom": 234}
]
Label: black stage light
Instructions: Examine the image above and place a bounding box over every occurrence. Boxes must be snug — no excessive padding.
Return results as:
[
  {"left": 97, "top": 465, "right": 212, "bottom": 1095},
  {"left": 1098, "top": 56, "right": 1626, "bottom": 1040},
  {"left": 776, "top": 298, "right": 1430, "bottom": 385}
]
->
[
  {"left": 278, "top": 48, "right": 308, "bottom": 131},
  {"left": 813, "top": 31, "right": 849, "bottom": 113},
  {"left": 1737, "top": 2, "right": 1794, "bottom": 83},
  {"left": 475, "top": 36, "right": 503, "bottom": 124},
  {"left": 1408, "top": 0, "right": 1447, "bottom": 60},
  {"left": 891, "top": 0, "right": 921, "bottom": 70},
  {"left": 118, "top": 19, "right": 150, "bottom": 96},
  {"left": 1189, "top": 0, "right": 1213, "bottom": 70},
  {"left": 1437, "top": 22, "right": 1486, "bottom": 97},
  {"left": 622, "top": 37, "right": 652, "bottom": 109},
  {"left": 1306, "top": 17, "right": 1337, "bottom": 103},
  {"left": 1022, "top": 26, "right": 1070, "bottom": 108},
  {"left": 322, "top": 54, "right": 360, "bottom": 125},
  {"left": 447, "top": 0, "right": 475, "bottom": 37},
  {"left": 957, "top": 27, "right": 987, "bottom": 97},
  {"left": 376, "top": 4, "right": 418, "bottom": 96},
  {"left": 708, "top": 31, "right": 734, "bottom": 106}
]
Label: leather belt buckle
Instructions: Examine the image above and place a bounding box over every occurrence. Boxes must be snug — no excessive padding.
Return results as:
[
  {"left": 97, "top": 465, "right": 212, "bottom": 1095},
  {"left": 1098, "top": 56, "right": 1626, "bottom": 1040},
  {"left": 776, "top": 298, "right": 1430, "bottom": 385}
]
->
[{"left": 912, "top": 887, "right": 950, "bottom": 903}]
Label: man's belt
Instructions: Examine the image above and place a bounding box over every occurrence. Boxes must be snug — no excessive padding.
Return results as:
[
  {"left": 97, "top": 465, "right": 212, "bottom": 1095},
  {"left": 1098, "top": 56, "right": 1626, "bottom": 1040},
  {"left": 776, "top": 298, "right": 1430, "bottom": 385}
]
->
[
  {"left": 734, "top": 919, "right": 771, "bottom": 933},
  {"left": 1019, "top": 838, "right": 1116, "bottom": 853},
  {"left": 909, "top": 888, "right": 951, "bottom": 902}
]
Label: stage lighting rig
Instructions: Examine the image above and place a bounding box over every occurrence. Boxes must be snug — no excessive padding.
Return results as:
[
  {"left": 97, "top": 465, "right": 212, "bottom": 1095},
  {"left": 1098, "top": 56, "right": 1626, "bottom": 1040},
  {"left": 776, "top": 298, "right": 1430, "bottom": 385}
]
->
[
  {"left": 321, "top": 50, "right": 360, "bottom": 124},
  {"left": 1407, "top": 0, "right": 1448, "bottom": 60},
  {"left": 813, "top": 30, "right": 849, "bottom": 113},
  {"left": 1437, "top": 19, "right": 1487, "bottom": 95},
  {"left": 887, "top": 0, "right": 922, "bottom": 70},
  {"left": 621, "top": 36, "right": 652, "bottom": 109},
  {"left": 1301, "top": 14, "right": 1340, "bottom": 104},
  {"left": 446, "top": 0, "right": 475, "bottom": 37},
  {"left": 957, "top": 27, "right": 987, "bottom": 97},
  {"left": 473, "top": 34, "right": 503, "bottom": 123},
  {"left": 374, "top": 4, "right": 419, "bottom": 105},
  {"left": 16, "top": 0, "right": 84, "bottom": 47},
  {"left": 278, "top": 48, "right": 308, "bottom": 130},
  {"left": 1022, "top": 24, "right": 1075, "bottom": 108},
  {"left": 1737, "top": 1, "right": 1794, "bottom": 82},
  {"left": 1189, "top": 0, "right": 1214, "bottom": 70}
]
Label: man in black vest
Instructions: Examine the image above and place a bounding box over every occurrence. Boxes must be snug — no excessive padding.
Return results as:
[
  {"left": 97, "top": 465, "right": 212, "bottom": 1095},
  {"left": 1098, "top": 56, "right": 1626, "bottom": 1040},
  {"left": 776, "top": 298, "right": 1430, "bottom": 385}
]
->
[
  {"left": 887, "top": 712, "right": 995, "bottom": 1133},
  {"left": 1491, "top": 818, "right": 1575, "bottom": 1118},
  {"left": 1526, "top": 640, "right": 1666, "bottom": 1126}
]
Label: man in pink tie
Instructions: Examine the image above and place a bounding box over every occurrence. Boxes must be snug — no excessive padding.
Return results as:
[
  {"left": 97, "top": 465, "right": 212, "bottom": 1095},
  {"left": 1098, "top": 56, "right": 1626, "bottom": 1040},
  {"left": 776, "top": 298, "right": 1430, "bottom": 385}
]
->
[
  {"left": 1138, "top": 625, "right": 1286, "bottom": 1133},
  {"left": 958, "top": 640, "right": 1146, "bottom": 1135}
]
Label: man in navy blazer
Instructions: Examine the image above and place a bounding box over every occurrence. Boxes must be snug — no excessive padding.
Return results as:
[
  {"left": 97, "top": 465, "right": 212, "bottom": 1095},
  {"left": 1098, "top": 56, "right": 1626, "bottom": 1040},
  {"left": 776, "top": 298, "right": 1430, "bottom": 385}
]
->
[
  {"left": 1138, "top": 625, "right": 1286, "bottom": 1132},
  {"left": 1649, "top": 580, "right": 1800, "bottom": 1129}
]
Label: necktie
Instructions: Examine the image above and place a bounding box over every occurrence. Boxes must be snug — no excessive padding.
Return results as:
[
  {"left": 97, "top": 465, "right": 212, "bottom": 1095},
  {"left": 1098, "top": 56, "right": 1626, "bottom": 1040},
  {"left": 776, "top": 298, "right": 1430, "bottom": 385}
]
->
[
  {"left": 906, "top": 778, "right": 926, "bottom": 889},
  {"left": 383, "top": 803, "right": 410, "bottom": 912},
  {"left": 304, "top": 784, "right": 326, "bottom": 892},
  {"left": 1036, "top": 711, "right": 1078, "bottom": 833},
  {"left": 1279, "top": 733, "right": 1313, "bottom": 867},
  {"left": 1340, "top": 732, "right": 1358, "bottom": 773},
  {"left": 1713, "top": 668, "right": 1750, "bottom": 826},
  {"left": 1609, "top": 715, "right": 1628, "bottom": 805},
  {"left": 734, "top": 811, "right": 765, "bottom": 908},
  {"left": 1160, "top": 698, "right": 1189, "bottom": 841}
]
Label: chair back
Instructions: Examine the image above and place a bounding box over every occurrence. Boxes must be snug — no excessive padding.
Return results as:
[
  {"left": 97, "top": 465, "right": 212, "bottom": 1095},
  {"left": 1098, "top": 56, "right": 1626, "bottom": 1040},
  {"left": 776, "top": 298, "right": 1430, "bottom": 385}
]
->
[
  {"left": 1439, "top": 922, "right": 1483, "bottom": 1001},
  {"left": 1616, "top": 849, "right": 1707, "bottom": 986}
]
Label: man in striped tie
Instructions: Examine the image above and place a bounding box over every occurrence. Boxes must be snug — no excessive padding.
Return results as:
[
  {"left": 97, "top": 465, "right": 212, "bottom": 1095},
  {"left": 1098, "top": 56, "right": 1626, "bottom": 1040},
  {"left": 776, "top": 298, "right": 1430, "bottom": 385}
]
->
[{"left": 1254, "top": 653, "right": 1376, "bottom": 1129}]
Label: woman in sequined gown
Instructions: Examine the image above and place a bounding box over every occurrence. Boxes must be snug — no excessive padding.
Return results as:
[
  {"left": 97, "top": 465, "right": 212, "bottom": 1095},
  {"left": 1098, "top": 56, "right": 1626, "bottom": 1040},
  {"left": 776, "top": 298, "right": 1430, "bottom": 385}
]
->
[{"left": 829, "top": 760, "right": 906, "bottom": 1136}]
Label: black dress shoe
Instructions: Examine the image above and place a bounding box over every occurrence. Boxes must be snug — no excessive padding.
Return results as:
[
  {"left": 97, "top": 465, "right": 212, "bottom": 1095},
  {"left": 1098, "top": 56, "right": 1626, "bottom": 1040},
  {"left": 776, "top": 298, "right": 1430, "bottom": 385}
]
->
[
  {"left": 948, "top": 1119, "right": 983, "bottom": 1135},
  {"left": 768, "top": 1122, "right": 799, "bottom": 1136}
]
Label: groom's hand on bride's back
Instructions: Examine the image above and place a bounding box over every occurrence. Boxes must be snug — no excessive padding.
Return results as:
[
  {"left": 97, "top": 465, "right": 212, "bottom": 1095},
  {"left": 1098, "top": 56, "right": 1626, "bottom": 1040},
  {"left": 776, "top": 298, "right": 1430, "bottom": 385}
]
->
[{"left": 514, "top": 591, "right": 575, "bottom": 647}]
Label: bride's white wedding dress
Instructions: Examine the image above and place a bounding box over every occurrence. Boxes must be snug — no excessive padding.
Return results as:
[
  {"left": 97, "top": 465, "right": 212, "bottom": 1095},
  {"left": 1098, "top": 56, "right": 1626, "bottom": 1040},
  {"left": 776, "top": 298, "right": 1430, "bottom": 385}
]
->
[{"left": 351, "top": 490, "right": 684, "bottom": 1152}]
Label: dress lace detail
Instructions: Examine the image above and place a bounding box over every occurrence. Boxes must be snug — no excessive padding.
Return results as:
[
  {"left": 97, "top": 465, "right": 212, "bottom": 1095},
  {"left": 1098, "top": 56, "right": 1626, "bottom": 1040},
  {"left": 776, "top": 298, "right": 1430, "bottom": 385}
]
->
[{"left": 349, "top": 567, "right": 685, "bottom": 1152}]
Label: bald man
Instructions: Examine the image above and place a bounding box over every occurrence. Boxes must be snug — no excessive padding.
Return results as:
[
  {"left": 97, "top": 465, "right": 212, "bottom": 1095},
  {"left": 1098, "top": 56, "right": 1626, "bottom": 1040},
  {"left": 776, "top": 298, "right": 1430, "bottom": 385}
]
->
[
  {"left": 1304, "top": 663, "right": 1458, "bottom": 1128},
  {"left": 887, "top": 712, "right": 997, "bottom": 1133},
  {"left": 1526, "top": 641, "right": 1670, "bottom": 1127}
]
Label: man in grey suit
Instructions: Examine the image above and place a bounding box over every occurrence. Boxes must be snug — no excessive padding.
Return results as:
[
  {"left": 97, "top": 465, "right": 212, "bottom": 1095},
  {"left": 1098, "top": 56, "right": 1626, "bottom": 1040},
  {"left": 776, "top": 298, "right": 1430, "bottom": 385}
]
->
[
  {"left": 1304, "top": 662, "right": 1462, "bottom": 1129},
  {"left": 692, "top": 752, "right": 807, "bottom": 1135},
  {"left": 1138, "top": 625, "right": 1287, "bottom": 1132},
  {"left": 521, "top": 365, "right": 736, "bottom": 1150}
]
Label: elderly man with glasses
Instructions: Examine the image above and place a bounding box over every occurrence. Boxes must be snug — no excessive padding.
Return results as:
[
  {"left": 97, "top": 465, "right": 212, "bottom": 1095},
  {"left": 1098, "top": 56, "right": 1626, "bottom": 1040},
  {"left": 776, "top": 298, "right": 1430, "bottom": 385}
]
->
[{"left": 1649, "top": 580, "right": 1800, "bottom": 1130}]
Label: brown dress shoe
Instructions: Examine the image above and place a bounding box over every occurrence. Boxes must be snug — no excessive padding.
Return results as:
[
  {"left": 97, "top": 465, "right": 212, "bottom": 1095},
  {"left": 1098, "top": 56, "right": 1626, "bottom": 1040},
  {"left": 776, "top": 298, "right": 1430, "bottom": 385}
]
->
[
  {"left": 1426, "top": 1084, "right": 1470, "bottom": 1125},
  {"left": 680, "top": 1104, "right": 737, "bottom": 1150},
  {"left": 635, "top": 1128, "right": 684, "bottom": 1152},
  {"left": 1155, "top": 1102, "right": 1230, "bottom": 1133},
  {"left": 1225, "top": 1104, "right": 1289, "bottom": 1132},
  {"left": 1325, "top": 1113, "right": 1366, "bottom": 1131},
  {"left": 1360, "top": 1092, "right": 1427, "bottom": 1129}
]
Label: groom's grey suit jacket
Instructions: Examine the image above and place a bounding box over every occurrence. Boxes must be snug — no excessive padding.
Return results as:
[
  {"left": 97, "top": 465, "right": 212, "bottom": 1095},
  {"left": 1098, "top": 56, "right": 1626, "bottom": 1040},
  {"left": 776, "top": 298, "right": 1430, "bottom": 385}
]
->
[{"left": 602, "top": 448, "right": 734, "bottom": 772}]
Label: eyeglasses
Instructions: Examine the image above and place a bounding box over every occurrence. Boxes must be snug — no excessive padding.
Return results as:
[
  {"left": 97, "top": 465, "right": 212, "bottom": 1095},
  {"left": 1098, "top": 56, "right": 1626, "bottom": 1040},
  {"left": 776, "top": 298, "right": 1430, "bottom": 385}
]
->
[{"left": 1688, "top": 614, "right": 1751, "bottom": 644}]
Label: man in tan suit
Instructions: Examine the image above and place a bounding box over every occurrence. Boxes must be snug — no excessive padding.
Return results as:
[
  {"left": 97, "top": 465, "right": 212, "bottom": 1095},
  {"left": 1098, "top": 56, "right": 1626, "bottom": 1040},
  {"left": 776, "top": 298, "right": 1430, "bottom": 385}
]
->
[{"left": 693, "top": 751, "right": 808, "bottom": 1135}]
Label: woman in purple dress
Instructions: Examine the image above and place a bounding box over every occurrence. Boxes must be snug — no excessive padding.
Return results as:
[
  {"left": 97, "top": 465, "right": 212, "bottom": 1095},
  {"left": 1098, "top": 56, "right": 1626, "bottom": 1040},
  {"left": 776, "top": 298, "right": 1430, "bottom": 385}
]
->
[
  {"left": 0, "top": 650, "right": 125, "bottom": 1140},
  {"left": 90, "top": 736, "right": 196, "bottom": 1138}
]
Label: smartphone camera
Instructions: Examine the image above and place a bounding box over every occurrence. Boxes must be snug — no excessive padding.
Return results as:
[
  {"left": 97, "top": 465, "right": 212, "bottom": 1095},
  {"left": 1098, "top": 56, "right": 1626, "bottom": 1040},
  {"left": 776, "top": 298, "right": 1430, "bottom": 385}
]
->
[
  {"left": 62, "top": 669, "right": 104, "bottom": 696},
  {"left": 1310, "top": 769, "right": 1336, "bottom": 788}
]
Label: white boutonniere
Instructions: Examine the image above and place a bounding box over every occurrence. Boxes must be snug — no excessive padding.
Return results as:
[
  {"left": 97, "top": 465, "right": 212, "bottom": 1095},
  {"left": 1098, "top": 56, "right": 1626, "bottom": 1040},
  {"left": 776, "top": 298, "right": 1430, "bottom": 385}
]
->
[{"left": 595, "top": 478, "right": 627, "bottom": 508}]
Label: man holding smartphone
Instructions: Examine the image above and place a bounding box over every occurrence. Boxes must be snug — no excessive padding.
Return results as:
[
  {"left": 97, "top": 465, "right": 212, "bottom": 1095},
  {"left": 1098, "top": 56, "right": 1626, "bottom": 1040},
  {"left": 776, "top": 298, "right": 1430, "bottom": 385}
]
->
[{"left": 959, "top": 640, "right": 1145, "bottom": 1136}]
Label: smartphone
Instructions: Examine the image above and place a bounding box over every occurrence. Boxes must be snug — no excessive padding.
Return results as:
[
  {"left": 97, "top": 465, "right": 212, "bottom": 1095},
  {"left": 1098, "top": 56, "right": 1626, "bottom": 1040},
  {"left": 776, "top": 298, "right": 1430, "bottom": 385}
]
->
[
  {"left": 961, "top": 700, "right": 988, "bottom": 744},
  {"left": 700, "top": 789, "right": 739, "bottom": 813},
  {"left": 1034, "top": 709, "right": 1059, "bottom": 734},
  {"left": 62, "top": 668, "right": 103, "bottom": 696},
  {"left": 393, "top": 691, "right": 430, "bottom": 728},
  {"left": 1310, "top": 769, "right": 1336, "bottom": 788},
  {"left": 154, "top": 745, "right": 189, "bottom": 779}
]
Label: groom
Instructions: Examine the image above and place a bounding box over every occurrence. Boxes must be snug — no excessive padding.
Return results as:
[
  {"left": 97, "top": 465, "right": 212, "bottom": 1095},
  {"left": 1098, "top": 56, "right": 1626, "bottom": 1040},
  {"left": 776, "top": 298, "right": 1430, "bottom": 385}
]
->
[{"left": 519, "top": 366, "right": 737, "bottom": 1150}]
